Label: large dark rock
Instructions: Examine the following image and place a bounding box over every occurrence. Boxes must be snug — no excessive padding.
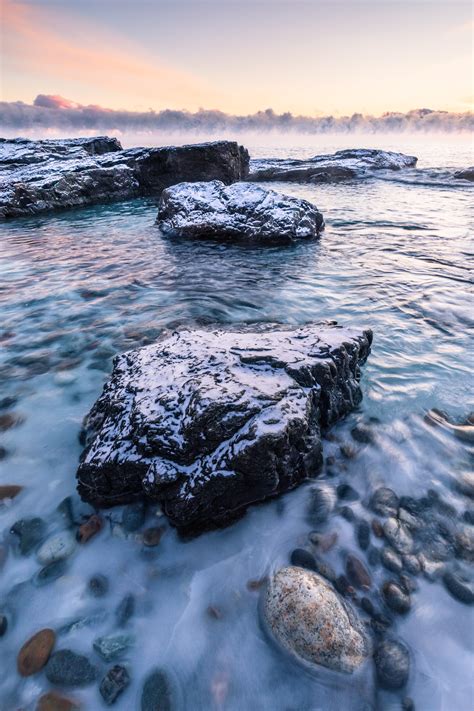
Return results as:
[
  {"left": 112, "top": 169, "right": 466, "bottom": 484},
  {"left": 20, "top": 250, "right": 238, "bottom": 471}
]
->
[
  {"left": 249, "top": 148, "right": 417, "bottom": 183},
  {"left": 0, "top": 137, "right": 249, "bottom": 218},
  {"left": 157, "top": 180, "right": 324, "bottom": 243},
  {"left": 453, "top": 167, "right": 474, "bottom": 181},
  {"left": 77, "top": 322, "right": 372, "bottom": 532}
]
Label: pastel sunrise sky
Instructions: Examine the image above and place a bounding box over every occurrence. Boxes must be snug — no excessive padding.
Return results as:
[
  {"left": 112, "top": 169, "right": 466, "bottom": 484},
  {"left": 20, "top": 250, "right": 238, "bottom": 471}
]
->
[{"left": 1, "top": 0, "right": 473, "bottom": 116}]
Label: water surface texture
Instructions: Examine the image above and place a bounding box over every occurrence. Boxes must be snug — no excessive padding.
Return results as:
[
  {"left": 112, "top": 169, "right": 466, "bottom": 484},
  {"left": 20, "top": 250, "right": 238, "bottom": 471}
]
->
[{"left": 0, "top": 136, "right": 473, "bottom": 710}]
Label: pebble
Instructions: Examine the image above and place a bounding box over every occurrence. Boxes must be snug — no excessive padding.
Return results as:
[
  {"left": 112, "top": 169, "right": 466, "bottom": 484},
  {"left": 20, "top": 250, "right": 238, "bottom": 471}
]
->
[
  {"left": 143, "top": 526, "right": 165, "bottom": 547},
  {"left": 335, "top": 575, "right": 355, "bottom": 598},
  {"left": 45, "top": 649, "right": 98, "bottom": 687},
  {"left": 290, "top": 548, "right": 317, "bottom": 571},
  {"left": 308, "top": 531, "right": 338, "bottom": 552},
  {"left": 11, "top": 517, "right": 46, "bottom": 555},
  {"left": 307, "top": 485, "right": 336, "bottom": 523},
  {"left": 403, "top": 555, "right": 421, "bottom": 576},
  {"left": 357, "top": 520, "right": 371, "bottom": 550},
  {"left": 339, "top": 506, "right": 356, "bottom": 522},
  {"left": 442, "top": 570, "right": 474, "bottom": 605},
  {"left": 350, "top": 424, "right": 374, "bottom": 444},
  {"left": 141, "top": 668, "right": 174, "bottom": 711},
  {"left": 360, "top": 597, "right": 374, "bottom": 616},
  {"left": 93, "top": 633, "right": 135, "bottom": 662},
  {"left": 371, "top": 519, "right": 384, "bottom": 538},
  {"left": 373, "top": 638, "right": 410, "bottom": 689},
  {"left": 454, "top": 527, "right": 474, "bottom": 562},
  {"left": 423, "top": 533, "right": 450, "bottom": 562},
  {"left": 122, "top": 501, "right": 147, "bottom": 532},
  {"left": 455, "top": 472, "right": 474, "bottom": 499},
  {"left": 0, "top": 484, "right": 23, "bottom": 501},
  {"left": 382, "top": 581, "right": 411, "bottom": 614},
  {"left": 88, "top": 574, "right": 109, "bottom": 597},
  {"left": 77, "top": 514, "right": 103, "bottom": 543},
  {"left": 100, "top": 665, "right": 131, "bottom": 705},
  {"left": 34, "top": 559, "right": 68, "bottom": 587},
  {"left": 337, "top": 484, "right": 359, "bottom": 501},
  {"left": 346, "top": 554, "right": 371, "bottom": 589},
  {"left": 37, "top": 531, "right": 76, "bottom": 565},
  {"left": 17, "top": 628, "right": 56, "bottom": 676},
  {"left": 370, "top": 487, "right": 399, "bottom": 517},
  {"left": 36, "top": 691, "right": 80, "bottom": 711},
  {"left": 383, "top": 518, "right": 413, "bottom": 554},
  {"left": 0, "top": 614, "right": 7, "bottom": 637},
  {"left": 419, "top": 555, "right": 445, "bottom": 582},
  {"left": 381, "top": 547, "right": 403, "bottom": 574},
  {"left": 397, "top": 507, "right": 421, "bottom": 531},
  {"left": 116, "top": 593, "right": 135, "bottom": 627}
]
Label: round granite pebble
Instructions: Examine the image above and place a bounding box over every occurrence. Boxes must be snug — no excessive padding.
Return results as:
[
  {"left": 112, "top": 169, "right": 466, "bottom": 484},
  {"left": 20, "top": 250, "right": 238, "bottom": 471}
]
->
[
  {"left": 45, "top": 650, "right": 97, "bottom": 687},
  {"left": 374, "top": 638, "right": 410, "bottom": 689}
]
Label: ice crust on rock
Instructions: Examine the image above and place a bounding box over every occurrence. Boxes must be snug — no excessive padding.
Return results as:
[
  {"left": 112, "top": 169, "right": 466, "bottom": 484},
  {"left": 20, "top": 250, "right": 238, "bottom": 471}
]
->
[
  {"left": 77, "top": 323, "right": 372, "bottom": 532},
  {"left": 157, "top": 180, "right": 324, "bottom": 242}
]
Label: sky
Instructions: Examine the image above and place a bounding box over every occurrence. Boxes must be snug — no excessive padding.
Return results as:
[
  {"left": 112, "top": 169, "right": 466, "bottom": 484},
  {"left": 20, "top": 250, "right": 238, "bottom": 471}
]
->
[{"left": 1, "top": 0, "right": 473, "bottom": 117}]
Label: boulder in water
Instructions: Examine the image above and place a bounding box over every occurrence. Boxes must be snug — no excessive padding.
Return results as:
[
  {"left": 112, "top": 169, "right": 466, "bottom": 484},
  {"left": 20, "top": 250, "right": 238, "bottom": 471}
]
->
[{"left": 157, "top": 180, "right": 324, "bottom": 243}]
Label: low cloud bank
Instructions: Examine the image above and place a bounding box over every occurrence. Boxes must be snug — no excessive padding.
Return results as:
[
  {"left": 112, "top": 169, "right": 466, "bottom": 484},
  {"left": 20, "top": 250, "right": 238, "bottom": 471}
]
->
[{"left": 0, "top": 95, "right": 472, "bottom": 134}]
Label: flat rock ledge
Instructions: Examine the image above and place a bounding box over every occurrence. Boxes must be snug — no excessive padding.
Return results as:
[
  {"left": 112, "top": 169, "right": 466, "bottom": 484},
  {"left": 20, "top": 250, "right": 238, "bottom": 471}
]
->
[
  {"left": 0, "top": 137, "right": 249, "bottom": 219},
  {"left": 77, "top": 322, "right": 372, "bottom": 532},
  {"left": 262, "top": 566, "right": 371, "bottom": 673},
  {"left": 157, "top": 180, "right": 324, "bottom": 243},
  {"left": 249, "top": 148, "right": 417, "bottom": 184}
]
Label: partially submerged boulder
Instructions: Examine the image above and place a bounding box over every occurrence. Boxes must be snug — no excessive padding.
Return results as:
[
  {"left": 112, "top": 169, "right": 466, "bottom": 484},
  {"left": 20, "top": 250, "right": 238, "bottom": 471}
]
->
[
  {"left": 0, "top": 137, "right": 249, "bottom": 218},
  {"left": 157, "top": 180, "right": 324, "bottom": 243},
  {"left": 262, "top": 566, "right": 371, "bottom": 673},
  {"left": 77, "top": 322, "right": 372, "bottom": 532},
  {"left": 249, "top": 148, "right": 417, "bottom": 183}
]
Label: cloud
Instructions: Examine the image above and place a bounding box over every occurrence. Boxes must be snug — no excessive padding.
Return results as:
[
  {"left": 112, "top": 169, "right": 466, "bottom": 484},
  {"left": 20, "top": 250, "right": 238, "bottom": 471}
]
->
[{"left": 0, "top": 96, "right": 472, "bottom": 135}]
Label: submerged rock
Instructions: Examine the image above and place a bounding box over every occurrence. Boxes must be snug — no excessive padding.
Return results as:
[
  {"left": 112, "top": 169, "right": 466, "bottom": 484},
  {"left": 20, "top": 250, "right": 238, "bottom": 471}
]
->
[
  {"left": 93, "top": 633, "right": 135, "bottom": 661},
  {"left": 76, "top": 322, "right": 372, "bottom": 532},
  {"left": 11, "top": 517, "right": 46, "bottom": 555},
  {"left": 157, "top": 180, "right": 324, "bottom": 243},
  {"left": 453, "top": 167, "right": 474, "bottom": 182},
  {"left": 373, "top": 638, "right": 410, "bottom": 689},
  {"left": 0, "top": 137, "right": 249, "bottom": 219},
  {"left": 369, "top": 487, "right": 399, "bottom": 517},
  {"left": 45, "top": 649, "right": 97, "bottom": 687},
  {"left": 141, "top": 668, "right": 174, "bottom": 711},
  {"left": 249, "top": 148, "right": 417, "bottom": 183},
  {"left": 262, "top": 566, "right": 371, "bottom": 673},
  {"left": 36, "top": 531, "right": 76, "bottom": 565},
  {"left": 100, "top": 665, "right": 130, "bottom": 705},
  {"left": 36, "top": 691, "right": 80, "bottom": 711}
]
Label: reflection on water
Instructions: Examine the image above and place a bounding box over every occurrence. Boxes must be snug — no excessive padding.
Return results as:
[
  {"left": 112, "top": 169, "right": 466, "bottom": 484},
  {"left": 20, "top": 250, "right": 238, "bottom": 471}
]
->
[{"left": 0, "top": 138, "right": 473, "bottom": 710}]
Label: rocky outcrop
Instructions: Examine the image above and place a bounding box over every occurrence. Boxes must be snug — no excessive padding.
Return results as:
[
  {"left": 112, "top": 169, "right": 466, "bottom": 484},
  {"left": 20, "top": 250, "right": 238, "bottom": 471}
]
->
[
  {"left": 249, "top": 148, "right": 417, "bottom": 183},
  {"left": 76, "top": 322, "right": 372, "bottom": 532},
  {"left": 157, "top": 181, "right": 324, "bottom": 243},
  {"left": 0, "top": 137, "right": 249, "bottom": 218},
  {"left": 262, "top": 566, "right": 371, "bottom": 673}
]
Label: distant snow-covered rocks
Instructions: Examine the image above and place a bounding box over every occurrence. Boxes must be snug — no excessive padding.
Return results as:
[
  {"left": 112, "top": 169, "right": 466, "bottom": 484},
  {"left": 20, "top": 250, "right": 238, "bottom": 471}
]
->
[
  {"left": 76, "top": 322, "right": 372, "bottom": 532},
  {"left": 249, "top": 148, "right": 418, "bottom": 183},
  {"left": 157, "top": 180, "right": 324, "bottom": 243}
]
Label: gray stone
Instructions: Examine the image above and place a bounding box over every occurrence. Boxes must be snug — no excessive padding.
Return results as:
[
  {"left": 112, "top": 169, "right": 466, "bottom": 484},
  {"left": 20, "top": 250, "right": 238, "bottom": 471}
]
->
[
  {"left": 382, "top": 581, "right": 411, "bottom": 614},
  {"left": 262, "top": 566, "right": 371, "bottom": 673},
  {"left": 116, "top": 594, "right": 135, "bottom": 627},
  {"left": 88, "top": 574, "right": 109, "bottom": 597},
  {"left": 157, "top": 181, "right": 324, "bottom": 243},
  {"left": 10, "top": 517, "right": 46, "bottom": 555},
  {"left": 33, "top": 559, "right": 68, "bottom": 587},
  {"left": 36, "top": 531, "right": 76, "bottom": 565},
  {"left": 383, "top": 518, "right": 414, "bottom": 554},
  {"left": 370, "top": 488, "right": 399, "bottom": 517},
  {"left": 45, "top": 650, "right": 97, "bottom": 687},
  {"left": 308, "top": 484, "right": 337, "bottom": 524},
  {"left": 77, "top": 323, "right": 372, "bottom": 532},
  {"left": 374, "top": 638, "right": 410, "bottom": 689},
  {"left": 381, "top": 547, "right": 403, "bottom": 574},
  {"left": 357, "top": 520, "right": 371, "bottom": 550},
  {"left": 100, "top": 665, "right": 131, "bottom": 705},
  {"left": 443, "top": 569, "right": 474, "bottom": 605},
  {"left": 93, "top": 634, "right": 135, "bottom": 662}
]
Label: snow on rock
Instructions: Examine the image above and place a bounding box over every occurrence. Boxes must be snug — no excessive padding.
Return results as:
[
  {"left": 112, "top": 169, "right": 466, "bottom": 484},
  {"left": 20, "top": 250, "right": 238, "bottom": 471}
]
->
[
  {"left": 0, "top": 138, "right": 250, "bottom": 219},
  {"left": 76, "top": 322, "right": 372, "bottom": 532},
  {"left": 249, "top": 148, "right": 418, "bottom": 184},
  {"left": 157, "top": 181, "right": 324, "bottom": 243}
]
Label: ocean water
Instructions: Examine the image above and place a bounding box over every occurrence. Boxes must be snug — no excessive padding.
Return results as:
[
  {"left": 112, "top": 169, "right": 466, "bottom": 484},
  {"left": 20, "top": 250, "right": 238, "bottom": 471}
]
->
[{"left": 0, "top": 135, "right": 473, "bottom": 710}]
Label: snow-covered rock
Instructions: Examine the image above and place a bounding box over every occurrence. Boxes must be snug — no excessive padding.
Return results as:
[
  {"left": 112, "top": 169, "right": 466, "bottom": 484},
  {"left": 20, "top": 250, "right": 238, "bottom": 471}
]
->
[
  {"left": 157, "top": 181, "right": 324, "bottom": 243},
  {"left": 76, "top": 322, "right": 372, "bottom": 532},
  {"left": 249, "top": 148, "right": 418, "bottom": 183},
  {"left": 0, "top": 137, "right": 250, "bottom": 218},
  {"left": 262, "top": 566, "right": 371, "bottom": 673}
]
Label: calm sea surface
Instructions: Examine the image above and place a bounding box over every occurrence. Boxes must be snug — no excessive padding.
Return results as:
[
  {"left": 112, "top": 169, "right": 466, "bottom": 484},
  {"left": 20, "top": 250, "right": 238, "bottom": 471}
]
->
[{"left": 0, "top": 134, "right": 473, "bottom": 709}]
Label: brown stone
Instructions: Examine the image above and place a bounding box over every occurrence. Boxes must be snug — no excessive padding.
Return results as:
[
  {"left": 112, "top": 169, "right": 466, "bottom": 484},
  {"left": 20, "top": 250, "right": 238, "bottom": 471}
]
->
[
  {"left": 36, "top": 690, "right": 80, "bottom": 711},
  {"left": 77, "top": 514, "right": 103, "bottom": 543},
  {"left": 246, "top": 576, "right": 268, "bottom": 591},
  {"left": 0, "top": 485, "right": 23, "bottom": 501},
  {"left": 143, "top": 525, "right": 165, "bottom": 547},
  {"left": 17, "top": 628, "right": 56, "bottom": 676},
  {"left": 371, "top": 519, "right": 384, "bottom": 538}
]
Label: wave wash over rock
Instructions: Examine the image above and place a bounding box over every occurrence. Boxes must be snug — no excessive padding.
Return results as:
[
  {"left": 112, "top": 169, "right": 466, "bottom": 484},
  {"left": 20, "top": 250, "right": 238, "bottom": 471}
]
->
[
  {"left": 77, "top": 323, "right": 372, "bottom": 532},
  {"left": 157, "top": 181, "right": 324, "bottom": 243}
]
